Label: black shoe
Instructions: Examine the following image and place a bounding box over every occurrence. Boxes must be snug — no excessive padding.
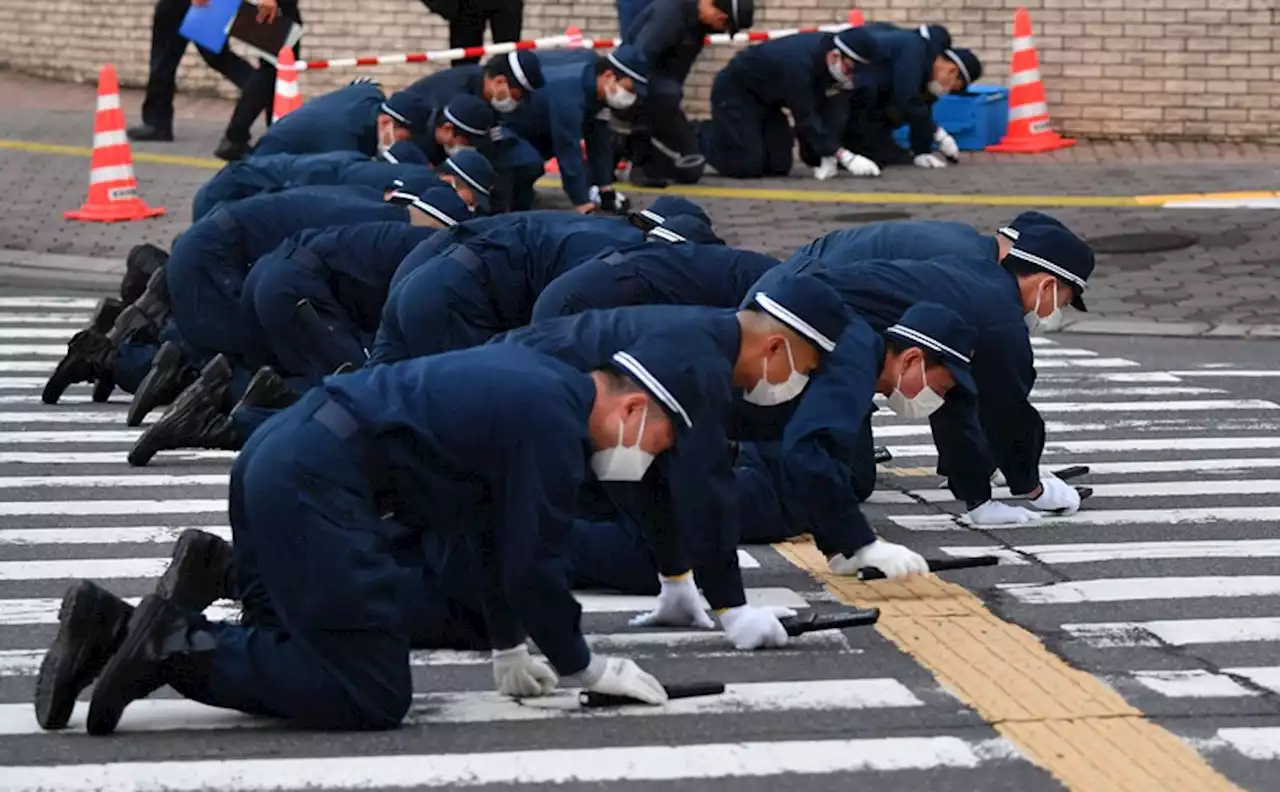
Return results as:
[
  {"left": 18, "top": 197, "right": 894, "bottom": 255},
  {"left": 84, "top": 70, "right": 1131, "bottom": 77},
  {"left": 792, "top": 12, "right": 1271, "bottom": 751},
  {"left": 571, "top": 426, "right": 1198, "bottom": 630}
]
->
[
  {"left": 155, "top": 529, "right": 234, "bottom": 612},
  {"left": 128, "top": 355, "right": 235, "bottom": 467},
  {"left": 34, "top": 581, "right": 134, "bottom": 730},
  {"left": 89, "top": 299, "right": 124, "bottom": 403},
  {"left": 128, "top": 341, "right": 194, "bottom": 427},
  {"left": 231, "top": 367, "right": 300, "bottom": 414},
  {"left": 42, "top": 329, "right": 116, "bottom": 405},
  {"left": 121, "top": 244, "right": 169, "bottom": 305},
  {"left": 628, "top": 165, "right": 670, "bottom": 189},
  {"left": 874, "top": 446, "right": 893, "bottom": 464},
  {"left": 126, "top": 125, "right": 174, "bottom": 143},
  {"left": 214, "top": 138, "right": 250, "bottom": 162},
  {"left": 86, "top": 596, "right": 184, "bottom": 736}
]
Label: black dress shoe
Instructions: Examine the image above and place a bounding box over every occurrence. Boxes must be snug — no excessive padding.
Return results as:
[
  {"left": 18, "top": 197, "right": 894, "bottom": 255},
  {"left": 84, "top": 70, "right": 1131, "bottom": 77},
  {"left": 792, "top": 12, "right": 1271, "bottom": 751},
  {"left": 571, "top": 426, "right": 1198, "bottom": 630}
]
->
[
  {"left": 129, "top": 355, "right": 236, "bottom": 466},
  {"left": 87, "top": 596, "right": 184, "bottom": 736},
  {"left": 126, "top": 125, "right": 174, "bottom": 143},
  {"left": 127, "top": 341, "right": 194, "bottom": 427},
  {"left": 155, "top": 529, "right": 235, "bottom": 612},
  {"left": 214, "top": 138, "right": 251, "bottom": 162},
  {"left": 34, "top": 581, "right": 134, "bottom": 730}
]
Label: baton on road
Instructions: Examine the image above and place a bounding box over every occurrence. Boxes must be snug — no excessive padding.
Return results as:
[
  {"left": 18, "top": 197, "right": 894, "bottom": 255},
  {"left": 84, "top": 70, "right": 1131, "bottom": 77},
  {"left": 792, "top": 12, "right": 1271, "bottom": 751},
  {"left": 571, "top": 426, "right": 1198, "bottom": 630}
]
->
[
  {"left": 580, "top": 681, "right": 726, "bottom": 708},
  {"left": 1054, "top": 465, "right": 1089, "bottom": 481},
  {"left": 779, "top": 609, "right": 881, "bottom": 636},
  {"left": 857, "top": 554, "right": 1001, "bottom": 581},
  {"left": 874, "top": 446, "right": 893, "bottom": 463}
]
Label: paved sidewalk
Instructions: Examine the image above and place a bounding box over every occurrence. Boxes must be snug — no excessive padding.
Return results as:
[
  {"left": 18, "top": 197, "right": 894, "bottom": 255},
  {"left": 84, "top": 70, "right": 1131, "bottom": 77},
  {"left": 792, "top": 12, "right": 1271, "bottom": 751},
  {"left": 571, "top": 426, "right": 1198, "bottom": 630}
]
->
[{"left": 2, "top": 69, "right": 1279, "bottom": 336}]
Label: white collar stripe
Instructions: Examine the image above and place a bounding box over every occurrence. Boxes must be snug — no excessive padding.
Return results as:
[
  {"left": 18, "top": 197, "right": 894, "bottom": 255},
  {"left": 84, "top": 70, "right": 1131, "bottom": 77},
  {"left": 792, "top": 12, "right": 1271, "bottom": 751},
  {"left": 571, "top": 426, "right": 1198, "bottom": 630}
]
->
[
  {"left": 834, "top": 38, "right": 868, "bottom": 64},
  {"left": 754, "top": 292, "right": 837, "bottom": 352},
  {"left": 611, "top": 351, "right": 693, "bottom": 429},
  {"left": 1008, "top": 247, "right": 1087, "bottom": 290},
  {"left": 607, "top": 52, "right": 649, "bottom": 84},
  {"left": 945, "top": 49, "right": 972, "bottom": 84},
  {"left": 446, "top": 160, "right": 490, "bottom": 195},
  {"left": 886, "top": 324, "right": 971, "bottom": 364},
  {"left": 444, "top": 107, "right": 485, "bottom": 136},
  {"left": 507, "top": 52, "right": 533, "bottom": 92}
]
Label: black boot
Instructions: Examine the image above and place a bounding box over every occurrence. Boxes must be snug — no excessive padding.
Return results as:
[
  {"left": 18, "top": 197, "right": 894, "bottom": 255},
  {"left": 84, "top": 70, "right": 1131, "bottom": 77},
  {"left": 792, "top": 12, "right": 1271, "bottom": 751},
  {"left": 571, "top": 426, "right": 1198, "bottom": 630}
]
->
[
  {"left": 231, "top": 367, "right": 300, "bottom": 415},
  {"left": 131, "top": 266, "right": 172, "bottom": 329},
  {"left": 87, "top": 595, "right": 212, "bottom": 736},
  {"left": 34, "top": 581, "right": 134, "bottom": 730},
  {"left": 155, "top": 529, "right": 235, "bottom": 612},
  {"left": 128, "top": 355, "right": 236, "bottom": 466},
  {"left": 121, "top": 244, "right": 169, "bottom": 305},
  {"left": 42, "top": 329, "right": 117, "bottom": 405},
  {"left": 127, "top": 341, "right": 196, "bottom": 427},
  {"left": 89, "top": 298, "right": 124, "bottom": 403}
]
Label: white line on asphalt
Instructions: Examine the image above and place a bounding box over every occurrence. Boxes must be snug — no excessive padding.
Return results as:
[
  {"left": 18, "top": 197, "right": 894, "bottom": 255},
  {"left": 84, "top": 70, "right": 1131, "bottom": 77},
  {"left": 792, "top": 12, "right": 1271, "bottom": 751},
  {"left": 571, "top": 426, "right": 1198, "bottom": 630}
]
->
[
  {"left": 1215, "top": 728, "right": 1280, "bottom": 760},
  {"left": 1061, "top": 618, "right": 1280, "bottom": 648},
  {"left": 0, "top": 298, "right": 99, "bottom": 309},
  {"left": 873, "top": 419, "right": 1280, "bottom": 440},
  {"left": 0, "top": 735, "right": 1015, "bottom": 790},
  {"left": 1038, "top": 372, "right": 1182, "bottom": 383},
  {"left": 0, "top": 411, "right": 152, "bottom": 424},
  {"left": 0, "top": 345, "right": 71, "bottom": 356},
  {"left": 0, "top": 378, "right": 54, "bottom": 390},
  {"left": 0, "top": 499, "right": 223, "bottom": 516},
  {"left": 939, "top": 539, "right": 1280, "bottom": 565},
  {"left": 0, "top": 525, "right": 230, "bottom": 544},
  {"left": 0, "top": 312, "right": 90, "bottom": 324},
  {"left": 1032, "top": 458, "right": 1280, "bottom": 476},
  {"left": 0, "top": 473, "right": 224, "bottom": 489},
  {"left": 1131, "top": 670, "right": 1258, "bottom": 698},
  {"left": 1168, "top": 370, "right": 1280, "bottom": 378},
  {"left": 0, "top": 430, "right": 140, "bottom": 443},
  {"left": 0, "top": 362, "right": 57, "bottom": 372},
  {"left": 1033, "top": 358, "right": 1139, "bottom": 368},
  {"left": 1030, "top": 386, "right": 1226, "bottom": 398},
  {"left": 888, "top": 507, "right": 1280, "bottom": 531},
  {"left": 910, "top": 479, "right": 1280, "bottom": 503},
  {"left": 1031, "top": 348, "right": 1098, "bottom": 357},
  {"left": 1032, "top": 399, "right": 1277, "bottom": 413},
  {"left": 1223, "top": 667, "right": 1280, "bottom": 695},
  {"left": 0, "top": 328, "right": 82, "bottom": 339},
  {"left": 999, "top": 577, "right": 1280, "bottom": 604},
  {"left": 0, "top": 394, "right": 127, "bottom": 405},
  {"left": 0, "top": 450, "right": 235, "bottom": 463},
  {"left": 885, "top": 436, "right": 1280, "bottom": 459}
]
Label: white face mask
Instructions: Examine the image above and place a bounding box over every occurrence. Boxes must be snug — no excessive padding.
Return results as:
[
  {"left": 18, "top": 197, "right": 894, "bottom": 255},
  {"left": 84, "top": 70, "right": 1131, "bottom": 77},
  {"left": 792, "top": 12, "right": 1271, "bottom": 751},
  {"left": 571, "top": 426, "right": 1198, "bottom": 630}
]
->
[
  {"left": 491, "top": 95, "right": 520, "bottom": 113},
  {"left": 444, "top": 143, "right": 469, "bottom": 156},
  {"left": 743, "top": 339, "right": 810, "bottom": 406},
  {"left": 887, "top": 359, "right": 945, "bottom": 420},
  {"left": 591, "top": 405, "right": 655, "bottom": 482},
  {"left": 1024, "top": 280, "right": 1063, "bottom": 335},
  {"left": 377, "top": 124, "right": 396, "bottom": 156},
  {"left": 605, "top": 85, "right": 638, "bottom": 111},
  {"left": 827, "top": 55, "right": 853, "bottom": 90},
  {"left": 927, "top": 80, "right": 948, "bottom": 97}
]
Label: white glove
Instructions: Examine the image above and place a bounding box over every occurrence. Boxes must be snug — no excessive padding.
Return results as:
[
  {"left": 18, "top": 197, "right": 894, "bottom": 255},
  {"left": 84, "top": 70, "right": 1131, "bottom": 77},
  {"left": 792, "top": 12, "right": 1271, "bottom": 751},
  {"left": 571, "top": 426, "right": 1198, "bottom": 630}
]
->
[
  {"left": 572, "top": 655, "right": 668, "bottom": 705},
  {"left": 718, "top": 604, "right": 790, "bottom": 650},
  {"left": 914, "top": 153, "right": 948, "bottom": 169},
  {"left": 966, "top": 500, "right": 1040, "bottom": 525},
  {"left": 991, "top": 469, "right": 1007, "bottom": 487},
  {"left": 628, "top": 573, "right": 715, "bottom": 629},
  {"left": 837, "top": 148, "right": 881, "bottom": 177},
  {"left": 934, "top": 127, "right": 960, "bottom": 162},
  {"left": 829, "top": 538, "right": 928, "bottom": 579},
  {"left": 588, "top": 185, "right": 602, "bottom": 205},
  {"left": 1028, "top": 475, "right": 1081, "bottom": 514},
  {"left": 491, "top": 645, "right": 558, "bottom": 698},
  {"left": 813, "top": 157, "right": 839, "bottom": 181}
]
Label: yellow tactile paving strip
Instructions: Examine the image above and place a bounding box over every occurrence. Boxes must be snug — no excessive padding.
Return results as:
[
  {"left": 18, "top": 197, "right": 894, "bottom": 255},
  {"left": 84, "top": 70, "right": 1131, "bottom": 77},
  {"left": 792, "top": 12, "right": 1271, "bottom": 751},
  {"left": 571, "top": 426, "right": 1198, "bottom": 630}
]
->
[{"left": 775, "top": 537, "right": 1245, "bottom": 792}]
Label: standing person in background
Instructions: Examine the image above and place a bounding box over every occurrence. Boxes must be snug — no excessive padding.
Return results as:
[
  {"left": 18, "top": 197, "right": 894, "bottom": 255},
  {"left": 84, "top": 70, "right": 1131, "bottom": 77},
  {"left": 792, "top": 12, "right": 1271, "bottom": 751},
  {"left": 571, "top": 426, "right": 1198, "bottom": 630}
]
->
[
  {"left": 420, "top": 0, "right": 525, "bottom": 68},
  {"left": 215, "top": 0, "right": 305, "bottom": 161}
]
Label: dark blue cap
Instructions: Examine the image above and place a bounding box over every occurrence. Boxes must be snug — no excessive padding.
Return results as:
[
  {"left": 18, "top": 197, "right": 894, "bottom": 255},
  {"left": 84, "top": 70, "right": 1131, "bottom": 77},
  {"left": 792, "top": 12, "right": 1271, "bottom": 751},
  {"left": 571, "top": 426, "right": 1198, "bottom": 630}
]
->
[
  {"left": 714, "top": 0, "right": 754, "bottom": 34},
  {"left": 833, "top": 28, "right": 878, "bottom": 66},
  {"left": 646, "top": 215, "right": 724, "bottom": 245},
  {"left": 918, "top": 24, "right": 953, "bottom": 52},
  {"left": 635, "top": 196, "right": 712, "bottom": 229},
  {"left": 998, "top": 211, "right": 1068, "bottom": 241},
  {"left": 442, "top": 149, "right": 496, "bottom": 212},
  {"left": 743, "top": 273, "right": 849, "bottom": 356},
  {"left": 605, "top": 44, "right": 651, "bottom": 97},
  {"left": 441, "top": 94, "right": 498, "bottom": 140},
  {"left": 886, "top": 301, "right": 977, "bottom": 394},
  {"left": 493, "top": 50, "right": 545, "bottom": 92},
  {"left": 381, "top": 140, "right": 430, "bottom": 166},
  {"left": 943, "top": 47, "right": 982, "bottom": 87},
  {"left": 1006, "top": 225, "right": 1095, "bottom": 311},
  {"left": 381, "top": 90, "right": 435, "bottom": 130},
  {"left": 387, "top": 184, "right": 473, "bottom": 226},
  {"left": 608, "top": 347, "right": 700, "bottom": 432}
]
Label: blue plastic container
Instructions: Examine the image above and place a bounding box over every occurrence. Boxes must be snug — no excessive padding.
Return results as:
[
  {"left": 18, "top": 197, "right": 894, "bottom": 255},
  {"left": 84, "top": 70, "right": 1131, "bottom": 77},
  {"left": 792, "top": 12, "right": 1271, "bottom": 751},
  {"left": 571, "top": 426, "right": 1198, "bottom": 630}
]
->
[{"left": 890, "top": 83, "right": 1009, "bottom": 151}]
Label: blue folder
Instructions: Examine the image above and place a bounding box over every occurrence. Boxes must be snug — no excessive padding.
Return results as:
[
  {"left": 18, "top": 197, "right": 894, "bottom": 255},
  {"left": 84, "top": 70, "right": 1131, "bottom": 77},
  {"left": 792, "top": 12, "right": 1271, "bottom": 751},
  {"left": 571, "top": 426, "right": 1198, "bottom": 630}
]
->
[{"left": 178, "top": 0, "right": 241, "bottom": 53}]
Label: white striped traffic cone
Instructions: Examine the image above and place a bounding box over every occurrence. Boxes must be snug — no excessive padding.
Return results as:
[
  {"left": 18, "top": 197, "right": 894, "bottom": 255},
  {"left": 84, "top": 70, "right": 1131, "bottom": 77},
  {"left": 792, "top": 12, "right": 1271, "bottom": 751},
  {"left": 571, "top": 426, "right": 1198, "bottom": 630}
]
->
[
  {"left": 273, "top": 47, "right": 303, "bottom": 122},
  {"left": 987, "top": 7, "right": 1075, "bottom": 154}
]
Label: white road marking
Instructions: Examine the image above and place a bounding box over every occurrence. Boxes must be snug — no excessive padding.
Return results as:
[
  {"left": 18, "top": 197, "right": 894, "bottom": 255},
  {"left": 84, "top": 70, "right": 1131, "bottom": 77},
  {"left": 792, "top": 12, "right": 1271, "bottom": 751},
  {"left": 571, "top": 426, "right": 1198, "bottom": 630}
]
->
[
  {"left": 0, "top": 312, "right": 90, "bottom": 324},
  {"left": 0, "top": 450, "right": 235, "bottom": 464},
  {"left": 0, "top": 346, "right": 68, "bottom": 356},
  {"left": 1131, "top": 670, "right": 1258, "bottom": 698},
  {"left": 1033, "top": 358, "right": 1139, "bottom": 368},
  {"left": 889, "top": 507, "right": 1280, "bottom": 531},
  {"left": 1032, "top": 399, "right": 1277, "bottom": 413},
  {"left": 0, "top": 378, "right": 55, "bottom": 390},
  {"left": 0, "top": 430, "right": 141, "bottom": 443},
  {"left": 1215, "top": 727, "right": 1280, "bottom": 760},
  {"left": 0, "top": 499, "right": 223, "bottom": 516},
  {"left": 0, "top": 473, "right": 223, "bottom": 489},
  {"left": 0, "top": 328, "right": 85, "bottom": 339},
  {"left": 910, "top": 479, "right": 1280, "bottom": 503},
  {"left": 0, "top": 297, "right": 99, "bottom": 309},
  {"left": 885, "top": 436, "right": 1280, "bottom": 459},
  {"left": 999, "top": 576, "right": 1280, "bottom": 604},
  {"left": 0, "top": 362, "right": 56, "bottom": 373},
  {"left": 1061, "top": 618, "right": 1280, "bottom": 648},
  {"left": 1030, "top": 386, "right": 1226, "bottom": 398},
  {"left": 0, "top": 525, "right": 231, "bottom": 544},
  {"left": 0, "top": 411, "right": 154, "bottom": 424},
  {"left": 1168, "top": 370, "right": 1280, "bottom": 378},
  {"left": 940, "top": 539, "right": 1280, "bottom": 565}
]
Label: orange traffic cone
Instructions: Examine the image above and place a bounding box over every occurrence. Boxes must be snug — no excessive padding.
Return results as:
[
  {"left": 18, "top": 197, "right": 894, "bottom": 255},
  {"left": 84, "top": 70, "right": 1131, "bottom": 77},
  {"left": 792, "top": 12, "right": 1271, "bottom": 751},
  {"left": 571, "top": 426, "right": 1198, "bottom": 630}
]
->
[
  {"left": 987, "top": 7, "right": 1074, "bottom": 154},
  {"left": 273, "top": 47, "right": 303, "bottom": 122},
  {"left": 65, "top": 65, "right": 165, "bottom": 223},
  {"left": 848, "top": 9, "right": 865, "bottom": 26}
]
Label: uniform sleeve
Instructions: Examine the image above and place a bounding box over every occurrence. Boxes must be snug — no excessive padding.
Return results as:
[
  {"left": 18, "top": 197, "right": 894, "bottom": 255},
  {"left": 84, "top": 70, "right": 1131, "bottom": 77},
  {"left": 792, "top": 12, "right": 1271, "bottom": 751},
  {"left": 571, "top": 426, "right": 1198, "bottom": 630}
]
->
[
  {"left": 785, "top": 68, "right": 841, "bottom": 160},
  {"left": 584, "top": 113, "right": 616, "bottom": 191},
  {"left": 890, "top": 40, "right": 937, "bottom": 155},
  {"left": 628, "top": 0, "right": 685, "bottom": 61},
  {"left": 550, "top": 95, "right": 593, "bottom": 206},
  {"left": 489, "top": 426, "right": 592, "bottom": 676}
]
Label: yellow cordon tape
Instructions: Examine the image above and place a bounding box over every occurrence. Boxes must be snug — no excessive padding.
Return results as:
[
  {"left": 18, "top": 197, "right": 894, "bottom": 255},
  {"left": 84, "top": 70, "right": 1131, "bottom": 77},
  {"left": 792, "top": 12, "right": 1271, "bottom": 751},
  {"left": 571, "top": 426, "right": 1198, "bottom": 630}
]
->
[
  {"left": 774, "top": 537, "right": 1245, "bottom": 792},
  {"left": 3, "top": 138, "right": 1276, "bottom": 209}
]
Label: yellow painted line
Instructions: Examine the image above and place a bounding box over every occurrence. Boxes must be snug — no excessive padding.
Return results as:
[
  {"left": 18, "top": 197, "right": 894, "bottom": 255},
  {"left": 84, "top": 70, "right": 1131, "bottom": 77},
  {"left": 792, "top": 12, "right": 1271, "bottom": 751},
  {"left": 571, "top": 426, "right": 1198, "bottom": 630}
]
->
[
  {"left": 0, "top": 138, "right": 225, "bottom": 169},
  {"left": 774, "top": 537, "right": 1244, "bottom": 791},
  {"left": 1135, "top": 190, "right": 1280, "bottom": 206},
  {"left": 878, "top": 465, "right": 936, "bottom": 478}
]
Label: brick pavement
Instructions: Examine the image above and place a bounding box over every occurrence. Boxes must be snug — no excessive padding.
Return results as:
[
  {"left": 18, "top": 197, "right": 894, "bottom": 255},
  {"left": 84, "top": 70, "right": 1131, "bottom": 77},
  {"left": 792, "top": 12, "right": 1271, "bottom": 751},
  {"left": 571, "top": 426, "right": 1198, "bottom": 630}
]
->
[{"left": 2, "top": 71, "right": 1278, "bottom": 334}]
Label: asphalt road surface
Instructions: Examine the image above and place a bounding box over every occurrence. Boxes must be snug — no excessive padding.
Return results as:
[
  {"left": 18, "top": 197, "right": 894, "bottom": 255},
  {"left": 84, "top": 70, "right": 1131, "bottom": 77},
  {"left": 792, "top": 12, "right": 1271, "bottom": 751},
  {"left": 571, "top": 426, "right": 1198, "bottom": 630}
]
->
[{"left": 0, "top": 288, "right": 1277, "bottom": 790}]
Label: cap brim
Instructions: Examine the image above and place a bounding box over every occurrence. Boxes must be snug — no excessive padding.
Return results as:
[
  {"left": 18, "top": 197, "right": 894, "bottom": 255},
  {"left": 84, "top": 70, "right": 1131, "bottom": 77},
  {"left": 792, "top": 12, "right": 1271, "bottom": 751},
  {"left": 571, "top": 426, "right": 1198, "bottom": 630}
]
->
[{"left": 947, "top": 362, "right": 977, "bottom": 395}]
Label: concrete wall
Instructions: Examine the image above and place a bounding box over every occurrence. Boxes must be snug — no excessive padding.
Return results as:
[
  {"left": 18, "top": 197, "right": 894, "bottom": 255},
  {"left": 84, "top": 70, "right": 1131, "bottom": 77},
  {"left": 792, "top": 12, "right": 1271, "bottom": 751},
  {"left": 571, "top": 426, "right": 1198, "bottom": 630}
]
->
[{"left": 2, "top": 0, "right": 1278, "bottom": 141}]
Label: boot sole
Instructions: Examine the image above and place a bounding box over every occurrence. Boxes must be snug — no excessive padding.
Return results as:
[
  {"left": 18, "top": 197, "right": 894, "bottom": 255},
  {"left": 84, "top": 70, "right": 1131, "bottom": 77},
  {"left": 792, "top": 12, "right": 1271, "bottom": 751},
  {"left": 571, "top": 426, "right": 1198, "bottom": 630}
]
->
[
  {"left": 127, "top": 342, "right": 183, "bottom": 427},
  {"left": 34, "top": 583, "right": 108, "bottom": 730},
  {"left": 128, "top": 357, "right": 231, "bottom": 467},
  {"left": 155, "top": 530, "right": 229, "bottom": 612},
  {"left": 86, "top": 596, "right": 167, "bottom": 737}
]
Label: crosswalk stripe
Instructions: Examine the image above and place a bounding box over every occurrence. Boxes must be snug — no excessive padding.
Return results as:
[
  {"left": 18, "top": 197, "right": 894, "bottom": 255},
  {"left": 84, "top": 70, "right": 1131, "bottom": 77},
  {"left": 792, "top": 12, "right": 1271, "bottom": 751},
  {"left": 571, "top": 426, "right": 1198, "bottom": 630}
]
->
[
  {"left": 1131, "top": 670, "right": 1259, "bottom": 698},
  {"left": 1037, "top": 371, "right": 1181, "bottom": 382},
  {"left": 889, "top": 507, "right": 1280, "bottom": 531},
  {"left": 886, "top": 436, "right": 1280, "bottom": 459},
  {"left": 999, "top": 576, "right": 1280, "bottom": 604},
  {"left": 1030, "top": 399, "right": 1277, "bottom": 413},
  {"left": 1028, "top": 348, "right": 1097, "bottom": 357},
  {"left": 0, "top": 430, "right": 141, "bottom": 443},
  {"left": 1030, "top": 386, "right": 1227, "bottom": 397},
  {"left": 0, "top": 473, "right": 220, "bottom": 489},
  {"left": 0, "top": 450, "right": 234, "bottom": 463},
  {"left": 910, "top": 479, "right": 1280, "bottom": 503},
  {"left": 1214, "top": 728, "right": 1280, "bottom": 760},
  {"left": 0, "top": 297, "right": 99, "bottom": 308},
  {"left": 1061, "top": 617, "right": 1280, "bottom": 647},
  {"left": 0, "top": 345, "right": 72, "bottom": 356},
  {"left": 0, "top": 525, "right": 227, "bottom": 544},
  {"left": 0, "top": 328, "right": 92, "bottom": 339},
  {"left": 940, "top": 539, "right": 1280, "bottom": 565},
  {"left": 0, "top": 499, "right": 223, "bottom": 516},
  {"left": 0, "top": 411, "right": 149, "bottom": 424},
  {"left": 1033, "top": 358, "right": 1139, "bottom": 368},
  {"left": 873, "top": 418, "right": 1280, "bottom": 440},
  {"left": 1, "top": 735, "right": 1016, "bottom": 790},
  {"left": 1168, "top": 370, "right": 1280, "bottom": 378},
  {"left": 0, "top": 378, "right": 55, "bottom": 390},
  {"left": 0, "top": 312, "right": 89, "bottom": 324},
  {"left": 0, "top": 362, "right": 57, "bottom": 372}
]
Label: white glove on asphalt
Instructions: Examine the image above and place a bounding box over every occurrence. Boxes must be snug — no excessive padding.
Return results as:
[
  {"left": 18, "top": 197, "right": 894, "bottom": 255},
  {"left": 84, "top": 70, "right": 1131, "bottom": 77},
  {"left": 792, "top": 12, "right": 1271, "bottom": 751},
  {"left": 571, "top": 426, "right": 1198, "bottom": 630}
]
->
[
  {"left": 718, "top": 604, "right": 790, "bottom": 650},
  {"left": 967, "top": 500, "right": 1040, "bottom": 525},
  {"left": 628, "top": 573, "right": 715, "bottom": 629},
  {"left": 838, "top": 148, "right": 881, "bottom": 177},
  {"left": 914, "top": 153, "right": 948, "bottom": 169},
  {"left": 572, "top": 655, "right": 668, "bottom": 705},
  {"left": 827, "top": 539, "right": 928, "bottom": 578},
  {"left": 813, "top": 157, "right": 839, "bottom": 180},
  {"left": 991, "top": 469, "right": 1007, "bottom": 487},
  {"left": 491, "top": 645, "right": 558, "bottom": 698},
  {"left": 1029, "top": 474, "right": 1082, "bottom": 514},
  {"left": 934, "top": 127, "right": 960, "bottom": 162}
]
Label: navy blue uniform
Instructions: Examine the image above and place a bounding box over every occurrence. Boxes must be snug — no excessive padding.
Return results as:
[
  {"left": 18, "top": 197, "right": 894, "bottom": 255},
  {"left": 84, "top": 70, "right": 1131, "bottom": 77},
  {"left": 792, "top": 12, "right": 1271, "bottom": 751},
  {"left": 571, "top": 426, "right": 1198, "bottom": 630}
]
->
[
  {"left": 166, "top": 185, "right": 407, "bottom": 361},
  {"left": 403, "top": 64, "right": 486, "bottom": 110},
  {"left": 700, "top": 33, "right": 850, "bottom": 178},
  {"left": 372, "top": 214, "right": 646, "bottom": 362},
  {"left": 800, "top": 220, "right": 998, "bottom": 266},
  {"left": 504, "top": 60, "right": 613, "bottom": 206},
  {"left": 242, "top": 222, "right": 441, "bottom": 383},
  {"left": 169, "top": 346, "right": 601, "bottom": 729},
  {"left": 251, "top": 83, "right": 385, "bottom": 158},
  {"left": 757, "top": 252, "right": 1040, "bottom": 512},
  {"left": 491, "top": 306, "right": 745, "bottom": 608},
  {"left": 843, "top": 24, "right": 949, "bottom": 164},
  {"left": 532, "top": 241, "right": 779, "bottom": 321}
]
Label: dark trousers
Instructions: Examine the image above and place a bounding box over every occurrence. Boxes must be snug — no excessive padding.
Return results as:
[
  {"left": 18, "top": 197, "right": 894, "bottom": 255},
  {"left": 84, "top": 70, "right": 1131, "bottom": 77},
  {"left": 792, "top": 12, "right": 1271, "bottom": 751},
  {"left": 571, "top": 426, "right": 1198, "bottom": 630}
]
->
[
  {"left": 449, "top": 0, "right": 524, "bottom": 67},
  {"left": 840, "top": 87, "right": 913, "bottom": 168},
  {"left": 224, "top": 0, "right": 303, "bottom": 145},
  {"left": 140, "top": 0, "right": 255, "bottom": 133},
  {"left": 700, "top": 70, "right": 795, "bottom": 179}
]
